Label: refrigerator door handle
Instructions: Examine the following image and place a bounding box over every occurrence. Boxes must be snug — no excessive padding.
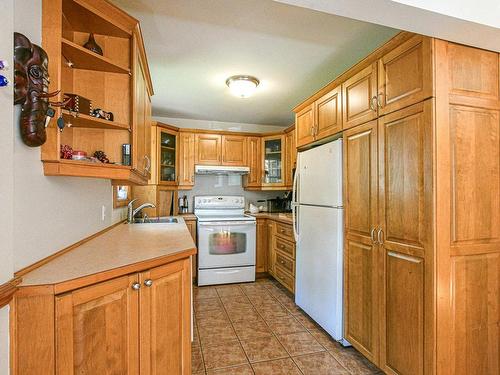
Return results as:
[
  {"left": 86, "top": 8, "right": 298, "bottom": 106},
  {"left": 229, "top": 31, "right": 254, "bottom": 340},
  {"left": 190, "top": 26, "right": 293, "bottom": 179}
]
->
[{"left": 292, "top": 169, "right": 300, "bottom": 241}]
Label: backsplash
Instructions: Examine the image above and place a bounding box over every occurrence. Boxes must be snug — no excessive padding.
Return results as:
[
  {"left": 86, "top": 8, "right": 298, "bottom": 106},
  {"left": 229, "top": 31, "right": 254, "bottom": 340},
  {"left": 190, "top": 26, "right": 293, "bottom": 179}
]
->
[{"left": 178, "top": 174, "right": 289, "bottom": 212}]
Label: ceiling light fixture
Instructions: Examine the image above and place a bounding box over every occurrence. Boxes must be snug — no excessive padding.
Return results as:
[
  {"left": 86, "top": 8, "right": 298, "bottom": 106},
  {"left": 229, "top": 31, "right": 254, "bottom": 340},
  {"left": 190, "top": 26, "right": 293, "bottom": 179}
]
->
[{"left": 226, "top": 75, "right": 260, "bottom": 98}]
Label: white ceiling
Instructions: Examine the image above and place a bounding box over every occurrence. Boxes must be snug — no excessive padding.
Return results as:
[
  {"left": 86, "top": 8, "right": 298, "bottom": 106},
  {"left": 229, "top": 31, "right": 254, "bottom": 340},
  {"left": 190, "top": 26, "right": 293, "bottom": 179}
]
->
[{"left": 111, "top": 0, "right": 397, "bottom": 126}]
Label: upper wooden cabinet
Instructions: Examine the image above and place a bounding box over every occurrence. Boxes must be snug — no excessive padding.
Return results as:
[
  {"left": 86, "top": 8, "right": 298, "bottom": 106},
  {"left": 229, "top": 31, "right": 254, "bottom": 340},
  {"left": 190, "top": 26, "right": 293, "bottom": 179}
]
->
[
  {"left": 178, "top": 132, "right": 195, "bottom": 188},
  {"left": 156, "top": 126, "right": 178, "bottom": 185},
  {"left": 296, "top": 104, "right": 315, "bottom": 148},
  {"left": 378, "top": 35, "right": 433, "bottom": 115},
  {"left": 41, "top": 0, "right": 153, "bottom": 185},
  {"left": 284, "top": 128, "right": 296, "bottom": 188},
  {"left": 221, "top": 135, "right": 247, "bottom": 166},
  {"left": 315, "top": 86, "right": 342, "bottom": 139},
  {"left": 244, "top": 136, "right": 262, "bottom": 188},
  {"left": 262, "top": 135, "right": 285, "bottom": 187},
  {"left": 195, "top": 134, "right": 222, "bottom": 165},
  {"left": 342, "top": 63, "right": 378, "bottom": 130}
]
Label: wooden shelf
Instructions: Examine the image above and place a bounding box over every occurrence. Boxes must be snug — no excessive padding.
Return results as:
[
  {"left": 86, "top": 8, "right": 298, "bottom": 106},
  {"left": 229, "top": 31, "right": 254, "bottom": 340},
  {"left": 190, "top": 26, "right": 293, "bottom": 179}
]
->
[
  {"left": 160, "top": 164, "right": 175, "bottom": 168},
  {"left": 62, "top": 111, "right": 130, "bottom": 130},
  {"left": 161, "top": 146, "right": 176, "bottom": 151},
  {"left": 62, "top": 38, "right": 130, "bottom": 74},
  {"left": 43, "top": 160, "right": 147, "bottom": 185}
]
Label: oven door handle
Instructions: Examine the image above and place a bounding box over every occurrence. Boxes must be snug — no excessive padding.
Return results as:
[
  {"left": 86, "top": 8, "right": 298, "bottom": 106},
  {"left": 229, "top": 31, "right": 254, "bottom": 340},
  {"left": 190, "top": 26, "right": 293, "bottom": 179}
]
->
[{"left": 198, "top": 221, "right": 256, "bottom": 227}]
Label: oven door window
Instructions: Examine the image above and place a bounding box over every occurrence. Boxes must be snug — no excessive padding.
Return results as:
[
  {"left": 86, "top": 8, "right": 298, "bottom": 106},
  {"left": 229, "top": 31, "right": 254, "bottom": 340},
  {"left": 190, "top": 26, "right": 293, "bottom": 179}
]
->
[{"left": 209, "top": 230, "right": 246, "bottom": 255}]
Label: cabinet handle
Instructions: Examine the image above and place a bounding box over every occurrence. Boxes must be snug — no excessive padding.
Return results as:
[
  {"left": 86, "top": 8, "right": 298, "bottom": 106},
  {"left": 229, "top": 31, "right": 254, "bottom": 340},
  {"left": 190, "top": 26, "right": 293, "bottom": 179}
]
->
[
  {"left": 377, "top": 93, "right": 383, "bottom": 108},
  {"left": 377, "top": 228, "right": 384, "bottom": 245},
  {"left": 131, "top": 282, "right": 141, "bottom": 290},
  {"left": 370, "top": 96, "right": 377, "bottom": 111},
  {"left": 144, "top": 279, "right": 153, "bottom": 287},
  {"left": 370, "top": 228, "right": 377, "bottom": 244}
]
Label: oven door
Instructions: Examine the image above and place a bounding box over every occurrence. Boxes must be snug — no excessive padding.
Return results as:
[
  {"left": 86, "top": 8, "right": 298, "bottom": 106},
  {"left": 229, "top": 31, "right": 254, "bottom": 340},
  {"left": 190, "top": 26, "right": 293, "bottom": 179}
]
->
[{"left": 197, "top": 221, "right": 256, "bottom": 269}]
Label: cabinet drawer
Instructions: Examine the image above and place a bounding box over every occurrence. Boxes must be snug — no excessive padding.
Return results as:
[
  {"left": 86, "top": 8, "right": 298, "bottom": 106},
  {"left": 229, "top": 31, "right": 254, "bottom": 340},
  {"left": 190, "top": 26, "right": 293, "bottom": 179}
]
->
[
  {"left": 275, "top": 252, "right": 295, "bottom": 276},
  {"left": 273, "top": 236, "right": 295, "bottom": 259},
  {"left": 275, "top": 222, "right": 294, "bottom": 241},
  {"left": 275, "top": 267, "right": 295, "bottom": 293}
]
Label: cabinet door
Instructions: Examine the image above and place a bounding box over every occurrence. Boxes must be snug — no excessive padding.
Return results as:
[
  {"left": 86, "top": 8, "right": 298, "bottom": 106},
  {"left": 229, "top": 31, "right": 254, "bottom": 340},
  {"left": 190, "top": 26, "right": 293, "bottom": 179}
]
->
[
  {"left": 157, "top": 128, "right": 178, "bottom": 185},
  {"left": 244, "top": 136, "right": 262, "bottom": 187},
  {"left": 132, "top": 33, "right": 151, "bottom": 179},
  {"left": 185, "top": 220, "right": 198, "bottom": 280},
  {"left": 378, "top": 101, "right": 432, "bottom": 375},
  {"left": 295, "top": 104, "right": 315, "bottom": 148},
  {"left": 284, "top": 130, "right": 296, "bottom": 188},
  {"left": 195, "top": 134, "right": 222, "bottom": 165},
  {"left": 256, "top": 218, "right": 268, "bottom": 273},
  {"left": 178, "top": 132, "right": 195, "bottom": 187},
  {"left": 140, "top": 259, "right": 191, "bottom": 375},
  {"left": 267, "top": 221, "right": 276, "bottom": 276},
  {"left": 222, "top": 135, "right": 247, "bottom": 166},
  {"left": 262, "top": 135, "right": 284, "bottom": 186},
  {"left": 342, "top": 63, "right": 378, "bottom": 130},
  {"left": 315, "top": 86, "right": 342, "bottom": 140},
  {"left": 55, "top": 275, "right": 140, "bottom": 374},
  {"left": 378, "top": 35, "right": 433, "bottom": 116},
  {"left": 343, "top": 120, "right": 379, "bottom": 363}
]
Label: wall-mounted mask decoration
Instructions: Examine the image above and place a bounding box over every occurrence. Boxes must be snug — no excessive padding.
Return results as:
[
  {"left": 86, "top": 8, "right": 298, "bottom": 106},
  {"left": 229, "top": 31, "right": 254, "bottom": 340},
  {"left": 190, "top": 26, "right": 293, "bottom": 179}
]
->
[{"left": 14, "top": 32, "right": 68, "bottom": 147}]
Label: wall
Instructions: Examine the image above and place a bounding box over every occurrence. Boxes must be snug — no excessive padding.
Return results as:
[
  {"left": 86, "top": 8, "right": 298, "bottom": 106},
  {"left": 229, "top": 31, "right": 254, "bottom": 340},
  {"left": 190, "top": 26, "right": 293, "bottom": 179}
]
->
[
  {"left": 153, "top": 116, "right": 286, "bottom": 133},
  {"left": 0, "top": 1, "right": 15, "bottom": 373},
  {"left": 12, "top": 0, "right": 127, "bottom": 271}
]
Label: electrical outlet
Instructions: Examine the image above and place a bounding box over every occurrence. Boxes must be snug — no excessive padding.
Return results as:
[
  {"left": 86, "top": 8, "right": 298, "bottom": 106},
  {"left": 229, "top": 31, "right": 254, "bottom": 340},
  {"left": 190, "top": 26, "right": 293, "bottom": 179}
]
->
[{"left": 101, "top": 205, "right": 106, "bottom": 221}]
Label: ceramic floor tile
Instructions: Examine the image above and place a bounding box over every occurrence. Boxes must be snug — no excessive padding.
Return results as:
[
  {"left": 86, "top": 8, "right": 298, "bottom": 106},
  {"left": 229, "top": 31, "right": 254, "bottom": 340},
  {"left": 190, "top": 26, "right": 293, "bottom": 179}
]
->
[
  {"left": 207, "top": 364, "right": 254, "bottom": 374},
  {"left": 196, "top": 308, "right": 230, "bottom": 327},
  {"left": 195, "top": 297, "right": 223, "bottom": 312},
  {"left": 240, "top": 336, "right": 289, "bottom": 363},
  {"left": 192, "top": 344, "right": 205, "bottom": 373},
  {"left": 195, "top": 287, "right": 219, "bottom": 300},
  {"left": 294, "top": 312, "right": 320, "bottom": 330},
  {"left": 246, "top": 293, "right": 277, "bottom": 306},
  {"left": 279, "top": 299, "right": 303, "bottom": 314},
  {"left": 277, "top": 331, "right": 325, "bottom": 356},
  {"left": 240, "top": 283, "right": 269, "bottom": 295},
  {"left": 330, "top": 348, "right": 381, "bottom": 374},
  {"left": 220, "top": 295, "right": 252, "bottom": 309},
  {"left": 202, "top": 341, "right": 248, "bottom": 370},
  {"left": 265, "top": 314, "right": 306, "bottom": 335},
  {"left": 308, "top": 328, "right": 343, "bottom": 352},
  {"left": 293, "top": 351, "right": 349, "bottom": 375},
  {"left": 232, "top": 319, "right": 273, "bottom": 341},
  {"left": 251, "top": 358, "right": 301, "bottom": 375},
  {"left": 257, "top": 305, "right": 291, "bottom": 320},
  {"left": 198, "top": 324, "right": 238, "bottom": 347},
  {"left": 216, "top": 285, "right": 244, "bottom": 297},
  {"left": 226, "top": 306, "right": 261, "bottom": 323}
]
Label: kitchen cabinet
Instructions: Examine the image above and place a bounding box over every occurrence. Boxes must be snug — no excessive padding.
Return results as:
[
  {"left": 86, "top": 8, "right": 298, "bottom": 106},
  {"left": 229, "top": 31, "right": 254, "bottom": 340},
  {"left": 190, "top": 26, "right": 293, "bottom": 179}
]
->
[
  {"left": 295, "top": 104, "right": 315, "bottom": 148},
  {"left": 284, "top": 127, "right": 296, "bottom": 189},
  {"left": 156, "top": 126, "right": 178, "bottom": 185},
  {"left": 243, "top": 136, "right": 262, "bottom": 188},
  {"left": 267, "top": 220, "right": 296, "bottom": 293},
  {"left": 221, "top": 135, "right": 247, "bottom": 166},
  {"left": 256, "top": 218, "right": 268, "bottom": 273},
  {"left": 342, "top": 63, "right": 378, "bottom": 130},
  {"left": 262, "top": 135, "right": 285, "bottom": 187},
  {"left": 178, "top": 132, "right": 195, "bottom": 188},
  {"left": 377, "top": 35, "right": 432, "bottom": 116},
  {"left": 184, "top": 217, "right": 198, "bottom": 280},
  {"left": 314, "top": 86, "right": 342, "bottom": 139},
  {"left": 195, "top": 134, "right": 222, "bottom": 165}
]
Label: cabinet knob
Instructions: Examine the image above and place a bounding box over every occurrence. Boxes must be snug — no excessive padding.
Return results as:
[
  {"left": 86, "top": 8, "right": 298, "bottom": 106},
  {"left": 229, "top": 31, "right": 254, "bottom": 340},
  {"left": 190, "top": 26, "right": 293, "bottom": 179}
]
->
[
  {"left": 131, "top": 282, "right": 141, "bottom": 290},
  {"left": 144, "top": 279, "right": 153, "bottom": 287}
]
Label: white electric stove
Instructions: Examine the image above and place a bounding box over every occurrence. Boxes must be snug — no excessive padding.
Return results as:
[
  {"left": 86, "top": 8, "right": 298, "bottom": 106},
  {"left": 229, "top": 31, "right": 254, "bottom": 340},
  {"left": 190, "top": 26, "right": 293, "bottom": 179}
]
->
[{"left": 194, "top": 196, "right": 256, "bottom": 286}]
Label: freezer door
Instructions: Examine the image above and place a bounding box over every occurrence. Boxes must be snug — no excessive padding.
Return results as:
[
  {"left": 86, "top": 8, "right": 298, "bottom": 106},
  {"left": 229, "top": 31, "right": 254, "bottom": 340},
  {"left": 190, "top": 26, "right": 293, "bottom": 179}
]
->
[
  {"left": 298, "top": 139, "right": 343, "bottom": 207},
  {"left": 295, "top": 204, "right": 344, "bottom": 341}
]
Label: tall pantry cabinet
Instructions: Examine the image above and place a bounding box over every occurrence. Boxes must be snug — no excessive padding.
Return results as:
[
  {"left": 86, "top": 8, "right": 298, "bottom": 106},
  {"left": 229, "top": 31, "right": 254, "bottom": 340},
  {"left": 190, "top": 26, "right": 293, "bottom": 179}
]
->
[{"left": 296, "top": 32, "right": 500, "bottom": 375}]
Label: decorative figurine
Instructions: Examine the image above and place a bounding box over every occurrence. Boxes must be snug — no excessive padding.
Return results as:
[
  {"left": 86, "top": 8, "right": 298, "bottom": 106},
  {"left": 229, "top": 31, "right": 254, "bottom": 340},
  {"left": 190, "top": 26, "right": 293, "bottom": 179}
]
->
[
  {"left": 94, "top": 150, "right": 110, "bottom": 163},
  {"left": 91, "top": 108, "right": 114, "bottom": 121},
  {"left": 83, "top": 33, "right": 103, "bottom": 56}
]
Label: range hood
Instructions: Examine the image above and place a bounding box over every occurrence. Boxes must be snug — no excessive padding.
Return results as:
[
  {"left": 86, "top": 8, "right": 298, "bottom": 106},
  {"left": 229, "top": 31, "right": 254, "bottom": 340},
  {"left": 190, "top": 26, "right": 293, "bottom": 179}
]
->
[{"left": 195, "top": 165, "right": 250, "bottom": 175}]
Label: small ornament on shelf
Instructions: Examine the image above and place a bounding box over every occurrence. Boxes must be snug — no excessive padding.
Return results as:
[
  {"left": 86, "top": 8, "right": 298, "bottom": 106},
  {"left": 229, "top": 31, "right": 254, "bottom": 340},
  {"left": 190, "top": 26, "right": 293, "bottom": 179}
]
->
[
  {"left": 91, "top": 108, "right": 114, "bottom": 121},
  {"left": 83, "top": 33, "right": 103, "bottom": 56},
  {"left": 60, "top": 144, "right": 73, "bottom": 159},
  {"left": 93, "top": 150, "right": 110, "bottom": 163}
]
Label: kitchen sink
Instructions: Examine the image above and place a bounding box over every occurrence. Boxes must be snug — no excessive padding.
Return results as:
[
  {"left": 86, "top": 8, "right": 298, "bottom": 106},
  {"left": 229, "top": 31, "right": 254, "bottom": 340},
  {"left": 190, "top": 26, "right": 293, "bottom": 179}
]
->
[{"left": 131, "top": 217, "right": 179, "bottom": 224}]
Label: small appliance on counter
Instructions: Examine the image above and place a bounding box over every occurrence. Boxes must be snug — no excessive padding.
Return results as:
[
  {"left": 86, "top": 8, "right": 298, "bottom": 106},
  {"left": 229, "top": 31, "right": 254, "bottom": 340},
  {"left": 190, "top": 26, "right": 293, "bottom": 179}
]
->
[
  {"left": 266, "top": 192, "right": 293, "bottom": 213},
  {"left": 178, "top": 195, "right": 189, "bottom": 214}
]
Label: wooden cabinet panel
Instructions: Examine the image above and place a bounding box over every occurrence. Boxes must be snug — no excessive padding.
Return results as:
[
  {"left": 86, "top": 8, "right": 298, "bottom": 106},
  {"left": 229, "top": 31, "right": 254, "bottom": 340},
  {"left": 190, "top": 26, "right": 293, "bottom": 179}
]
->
[
  {"left": 157, "top": 127, "right": 178, "bottom": 186},
  {"left": 262, "top": 135, "right": 285, "bottom": 186},
  {"left": 284, "top": 129, "right": 296, "bottom": 188},
  {"left": 380, "top": 252, "right": 424, "bottom": 375},
  {"left": 343, "top": 120, "right": 379, "bottom": 362},
  {"left": 378, "top": 101, "right": 433, "bottom": 259},
  {"left": 275, "top": 252, "right": 295, "bottom": 276},
  {"left": 273, "top": 236, "right": 295, "bottom": 259},
  {"left": 378, "top": 35, "right": 433, "bottom": 115},
  {"left": 296, "top": 104, "right": 315, "bottom": 148},
  {"left": 315, "top": 86, "right": 342, "bottom": 139},
  {"left": 256, "top": 218, "right": 268, "bottom": 273},
  {"left": 185, "top": 219, "right": 197, "bottom": 279},
  {"left": 195, "top": 134, "right": 222, "bottom": 165},
  {"left": 178, "top": 132, "right": 195, "bottom": 187},
  {"left": 267, "top": 221, "right": 276, "bottom": 277},
  {"left": 342, "top": 63, "right": 378, "bottom": 130},
  {"left": 275, "top": 266, "right": 295, "bottom": 293},
  {"left": 221, "top": 135, "right": 247, "bottom": 166},
  {"left": 244, "top": 136, "right": 262, "bottom": 187},
  {"left": 139, "top": 259, "right": 191, "bottom": 375},
  {"left": 275, "top": 222, "right": 294, "bottom": 240},
  {"left": 55, "top": 275, "right": 140, "bottom": 374}
]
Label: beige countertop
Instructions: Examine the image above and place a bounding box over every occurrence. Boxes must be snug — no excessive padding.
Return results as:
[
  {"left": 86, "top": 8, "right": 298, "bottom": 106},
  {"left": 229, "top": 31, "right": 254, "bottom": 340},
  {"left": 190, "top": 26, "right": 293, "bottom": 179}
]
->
[
  {"left": 20, "top": 217, "right": 196, "bottom": 288},
  {"left": 249, "top": 212, "right": 293, "bottom": 224}
]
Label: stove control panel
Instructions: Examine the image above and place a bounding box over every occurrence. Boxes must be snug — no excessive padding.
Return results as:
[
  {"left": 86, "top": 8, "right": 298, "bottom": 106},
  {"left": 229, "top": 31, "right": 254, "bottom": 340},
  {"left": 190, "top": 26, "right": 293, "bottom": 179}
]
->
[{"left": 194, "top": 195, "right": 245, "bottom": 209}]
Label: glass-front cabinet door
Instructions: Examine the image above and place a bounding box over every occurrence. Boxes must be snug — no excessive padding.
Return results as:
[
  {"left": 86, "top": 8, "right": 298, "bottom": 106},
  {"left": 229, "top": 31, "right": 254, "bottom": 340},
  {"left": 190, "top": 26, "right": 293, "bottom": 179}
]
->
[
  {"left": 262, "top": 135, "right": 284, "bottom": 186},
  {"left": 157, "top": 127, "right": 178, "bottom": 185}
]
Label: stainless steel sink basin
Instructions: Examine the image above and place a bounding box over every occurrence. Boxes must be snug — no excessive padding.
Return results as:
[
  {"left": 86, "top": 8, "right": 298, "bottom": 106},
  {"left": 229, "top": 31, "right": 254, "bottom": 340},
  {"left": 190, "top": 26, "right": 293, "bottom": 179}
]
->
[{"left": 131, "top": 217, "right": 179, "bottom": 224}]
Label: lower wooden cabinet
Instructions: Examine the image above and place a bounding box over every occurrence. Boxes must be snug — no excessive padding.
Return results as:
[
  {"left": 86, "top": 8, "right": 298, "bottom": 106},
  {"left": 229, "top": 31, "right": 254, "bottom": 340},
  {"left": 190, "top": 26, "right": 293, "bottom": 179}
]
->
[
  {"left": 266, "top": 220, "right": 296, "bottom": 293},
  {"left": 13, "top": 258, "right": 192, "bottom": 375},
  {"left": 256, "top": 218, "right": 268, "bottom": 273},
  {"left": 184, "top": 217, "right": 198, "bottom": 280}
]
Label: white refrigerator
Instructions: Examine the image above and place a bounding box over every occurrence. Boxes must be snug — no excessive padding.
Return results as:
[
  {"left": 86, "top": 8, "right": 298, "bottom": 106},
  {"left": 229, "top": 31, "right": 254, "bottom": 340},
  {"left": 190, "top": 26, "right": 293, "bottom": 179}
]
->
[{"left": 292, "top": 139, "right": 348, "bottom": 344}]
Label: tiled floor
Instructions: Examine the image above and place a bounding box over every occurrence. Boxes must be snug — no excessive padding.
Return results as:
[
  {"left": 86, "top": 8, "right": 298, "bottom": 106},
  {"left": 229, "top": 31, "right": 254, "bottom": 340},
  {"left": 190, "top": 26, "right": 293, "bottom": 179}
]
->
[{"left": 192, "top": 278, "right": 382, "bottom": 375}]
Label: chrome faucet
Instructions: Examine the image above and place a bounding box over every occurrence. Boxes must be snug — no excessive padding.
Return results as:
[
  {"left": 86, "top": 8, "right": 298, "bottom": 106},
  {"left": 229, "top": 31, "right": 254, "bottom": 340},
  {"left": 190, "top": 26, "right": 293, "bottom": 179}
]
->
[{"left": 127, "top": 199, "right": 156, "bottom": 223}]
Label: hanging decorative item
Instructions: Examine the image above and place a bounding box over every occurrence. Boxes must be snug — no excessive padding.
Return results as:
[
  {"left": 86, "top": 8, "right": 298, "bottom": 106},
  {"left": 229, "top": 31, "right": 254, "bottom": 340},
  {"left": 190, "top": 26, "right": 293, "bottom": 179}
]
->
[
  {"left": 14, "top": 32, "right": 68, "bottom": 147},
  {"left": 83, "top": 33, "right": 103, "bottom": 56}
]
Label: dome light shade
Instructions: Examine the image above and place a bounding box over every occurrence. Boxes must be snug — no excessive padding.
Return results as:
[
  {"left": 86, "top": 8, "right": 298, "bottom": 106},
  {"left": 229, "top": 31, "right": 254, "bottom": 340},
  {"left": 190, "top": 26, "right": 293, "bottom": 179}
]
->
[{"left": 226, "top": 75, "right": 260, "bottom": 98}]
